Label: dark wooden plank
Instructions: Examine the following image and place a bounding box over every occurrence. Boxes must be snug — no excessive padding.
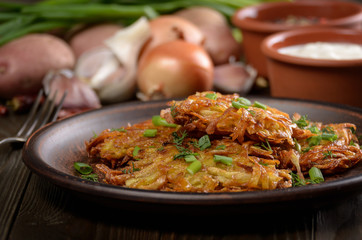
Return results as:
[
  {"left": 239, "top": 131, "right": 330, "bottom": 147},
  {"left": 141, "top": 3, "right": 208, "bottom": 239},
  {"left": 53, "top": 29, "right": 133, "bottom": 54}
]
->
[
  {"left": 315, "top": 194, "right": 362, "bottom": 240},
  {"left": 9, "top": 174, "right": 317, "bottom": 240},
  {"left": 9, "top": 174, "right": 161, "bottom": 240},
  {"left": 8, "top": 169, "right": 362, "bottom": 240},
  {"left": 0, "top": 113, "right": 32, "bottom": 240}
]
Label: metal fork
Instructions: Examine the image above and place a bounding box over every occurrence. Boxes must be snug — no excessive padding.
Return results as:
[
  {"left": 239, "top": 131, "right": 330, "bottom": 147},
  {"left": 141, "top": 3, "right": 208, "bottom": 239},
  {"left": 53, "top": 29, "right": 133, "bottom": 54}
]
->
[{"left": 0, "top": 89, "right": 66, "bottom": 146}]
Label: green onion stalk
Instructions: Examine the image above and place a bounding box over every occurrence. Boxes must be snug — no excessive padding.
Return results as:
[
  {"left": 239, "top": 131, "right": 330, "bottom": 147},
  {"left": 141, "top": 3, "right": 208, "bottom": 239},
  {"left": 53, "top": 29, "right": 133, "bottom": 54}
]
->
[{"left": 0, "top": 0, "right": 286, "bottom": 46}]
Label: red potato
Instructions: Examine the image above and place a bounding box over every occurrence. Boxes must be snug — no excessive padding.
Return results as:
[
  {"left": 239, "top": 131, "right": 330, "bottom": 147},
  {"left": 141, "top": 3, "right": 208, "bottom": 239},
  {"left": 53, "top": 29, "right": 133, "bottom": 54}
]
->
[
  {"left": 69, "top": 23, "right": 123, "bottom": 58},
  {"left": 0, "top": 34, "right": 75, "bottom": 99}
]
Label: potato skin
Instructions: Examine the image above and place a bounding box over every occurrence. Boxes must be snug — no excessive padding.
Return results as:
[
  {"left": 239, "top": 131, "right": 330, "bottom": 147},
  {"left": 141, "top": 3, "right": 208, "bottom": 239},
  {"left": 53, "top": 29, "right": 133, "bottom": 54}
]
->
[
  {"left": 69, "top": 23, "right": 122, "bottom": 58},
  {"left": 0, "top": 34, "right": 75, "bottom": 98}
]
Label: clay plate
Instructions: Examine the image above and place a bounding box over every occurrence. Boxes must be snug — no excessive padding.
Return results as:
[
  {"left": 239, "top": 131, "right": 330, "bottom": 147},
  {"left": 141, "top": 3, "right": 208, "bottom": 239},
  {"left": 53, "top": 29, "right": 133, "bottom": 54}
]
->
[{"left": 22, "top": 97, "right": 362, "bottom": 215}]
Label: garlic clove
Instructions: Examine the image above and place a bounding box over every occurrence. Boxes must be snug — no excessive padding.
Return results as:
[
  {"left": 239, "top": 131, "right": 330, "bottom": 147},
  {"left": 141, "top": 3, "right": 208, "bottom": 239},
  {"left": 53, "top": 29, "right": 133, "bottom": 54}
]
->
[
  {"left": 98, "top": 17, "right": 151, "bottom": 103},
  {"left": 213, "top": 62, "right": 257, "bottom": 95},
  {"left": 43, "top": 69, "right": 101, "bottom": 112},
  {"left": 75, "top": 47, "right": 124, "bottom": 89}
]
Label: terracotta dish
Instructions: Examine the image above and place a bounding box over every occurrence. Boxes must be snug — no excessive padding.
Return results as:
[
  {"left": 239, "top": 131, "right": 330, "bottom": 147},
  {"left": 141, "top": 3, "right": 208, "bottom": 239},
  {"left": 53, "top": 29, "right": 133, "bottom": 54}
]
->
[
  {"left": 261, "top": 27, "right": 362, "bottom": 108},
  {"left": 232, "top": 0, "right": 362, "bottom": 77}
]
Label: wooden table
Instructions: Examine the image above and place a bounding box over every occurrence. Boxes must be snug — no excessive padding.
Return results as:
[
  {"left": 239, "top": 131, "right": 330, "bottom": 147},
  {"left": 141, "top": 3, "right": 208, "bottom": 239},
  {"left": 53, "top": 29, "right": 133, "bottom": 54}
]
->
[{"left": 0, "top": 112, "right": 361, "bottom": 240}]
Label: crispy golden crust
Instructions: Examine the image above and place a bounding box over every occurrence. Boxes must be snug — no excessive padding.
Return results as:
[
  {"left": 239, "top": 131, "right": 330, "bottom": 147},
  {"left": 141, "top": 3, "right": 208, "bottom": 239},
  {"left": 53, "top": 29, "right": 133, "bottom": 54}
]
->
[{"left": 86, "top": 91, "right": 362, "bottom": 192}]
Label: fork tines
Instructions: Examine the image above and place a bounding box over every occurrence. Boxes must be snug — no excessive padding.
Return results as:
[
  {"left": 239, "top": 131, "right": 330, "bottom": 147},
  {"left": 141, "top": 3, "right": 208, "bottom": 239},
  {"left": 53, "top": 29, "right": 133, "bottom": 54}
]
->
[{"left": 16, "top": 89, "right": 67, "bottom": 140}]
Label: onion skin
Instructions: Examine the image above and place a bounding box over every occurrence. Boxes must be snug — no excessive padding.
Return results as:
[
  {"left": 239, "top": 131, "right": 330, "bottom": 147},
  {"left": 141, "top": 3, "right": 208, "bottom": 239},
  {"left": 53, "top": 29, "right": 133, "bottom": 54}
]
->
[
  {"left": 69, "top": 23, "right": 122, "bottom": 58},
  {"left": 137, "top": 40, "right": 213, "bottom": 100},
  {"left": 140, "top": 15, "right": 205, "bottom": 59},
  {"left": 0, "top": 34, "right": 75, "bottom": 99}
]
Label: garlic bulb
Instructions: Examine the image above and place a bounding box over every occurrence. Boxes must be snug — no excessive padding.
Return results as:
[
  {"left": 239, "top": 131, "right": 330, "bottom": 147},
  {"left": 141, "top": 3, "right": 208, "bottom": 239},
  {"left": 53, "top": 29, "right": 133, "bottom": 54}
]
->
[{"left": 75, "top": 17, "right": 151, "bottom": 103}]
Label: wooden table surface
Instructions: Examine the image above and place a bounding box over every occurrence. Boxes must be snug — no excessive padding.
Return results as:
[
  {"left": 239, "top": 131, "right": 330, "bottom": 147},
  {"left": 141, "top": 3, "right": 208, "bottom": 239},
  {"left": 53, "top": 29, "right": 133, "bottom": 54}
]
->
[{"left": 0, "top": 111, "right": 361, "bottom": 240}]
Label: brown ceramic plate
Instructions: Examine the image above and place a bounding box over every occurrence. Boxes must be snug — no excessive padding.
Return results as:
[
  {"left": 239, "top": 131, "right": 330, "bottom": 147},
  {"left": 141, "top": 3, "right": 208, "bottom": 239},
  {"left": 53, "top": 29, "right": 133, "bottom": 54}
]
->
[{"left": 22, "top": 97, "right": 362, "bottom": 214}]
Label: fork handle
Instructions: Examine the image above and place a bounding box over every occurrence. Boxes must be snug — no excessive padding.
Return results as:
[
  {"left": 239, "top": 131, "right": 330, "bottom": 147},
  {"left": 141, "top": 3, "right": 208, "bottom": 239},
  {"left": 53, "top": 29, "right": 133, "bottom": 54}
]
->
[{"left": 0, "top": 137, "right": 27, "bottom": 146}]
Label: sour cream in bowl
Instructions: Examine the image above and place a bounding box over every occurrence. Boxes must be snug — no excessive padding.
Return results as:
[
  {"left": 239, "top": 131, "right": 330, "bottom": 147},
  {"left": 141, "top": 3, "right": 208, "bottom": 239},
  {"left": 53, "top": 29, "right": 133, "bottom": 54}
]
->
[
  {"left": 261, "top": 28, "right": 362, "bottom": 108},
  {"left": 278, "top": 42, "right": 362, "bottom": 60}
]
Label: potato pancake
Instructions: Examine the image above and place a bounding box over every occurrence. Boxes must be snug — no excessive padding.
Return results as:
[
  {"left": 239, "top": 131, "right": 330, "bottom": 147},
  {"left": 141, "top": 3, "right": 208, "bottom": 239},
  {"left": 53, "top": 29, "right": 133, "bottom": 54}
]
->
[{"left": 86, "top": 91, "right": 362, "bottom": 192}]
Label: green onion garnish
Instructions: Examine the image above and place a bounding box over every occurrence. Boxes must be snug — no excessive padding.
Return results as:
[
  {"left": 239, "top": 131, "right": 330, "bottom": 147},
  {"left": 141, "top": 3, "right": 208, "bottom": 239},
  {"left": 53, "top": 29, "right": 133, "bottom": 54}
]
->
[
  {"left": 253, "top": 101, "right": 267, "bottom": 110},
  {"left": 143, "top": 129, "right": 157, "bottom": 137},
  {"left": 185, "top": 154, "right": 197, "bottom": 163},
  {"left": 231, "top": 97, "right": 252, "bottom": 109},
  {"left": 309, "top": 167, "right": 324, "bottom": 183},
  {"left": 321, "top": 132, "right": 338, "bottom": 142},
  {"left": 237, "top": 97, "right": 252, "bottom": 106},
  {"left": 232, "top": 101, "right": 249, "bottom": 109},
  {"left": 205, "top": 93, "right": 218, "bottom": 100},
  {"left": 198, "top": 135, "right": 211, "bottom": 150},
  {"left": 186, "top": 160, "right": 202, "bottom": 175},
  {"left": 213, "top": 155, "right": 233, "bottom": 165},
  {"left": 308, "top": 125, "right": 320, "bottom": 134},
  {"left": 74, "top": 162, "right": 93, "bottom": 175},
  {"left": 152, "top": 115, "right": 178, "bottom": 128},
  {"left": 133, "top": 146, "right": 140, "bottom": 157},
  {"left": 308, "top": 135, "right": 322, "bottom": 147}
]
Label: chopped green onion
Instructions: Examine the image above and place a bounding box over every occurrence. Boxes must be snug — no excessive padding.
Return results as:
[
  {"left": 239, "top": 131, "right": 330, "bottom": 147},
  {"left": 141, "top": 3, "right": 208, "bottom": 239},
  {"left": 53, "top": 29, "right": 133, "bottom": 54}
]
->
[
  {"left": 186, "top": 160, "right": 202, "bottom": 175},
  {"left": 133, "top": 146, "right": 140, "bottom": 157},
  {"left": 143, "top": 129, "right": 157, "bottom": 137},
  {"left": 309, "top": 167, "right": 324, "bottom": 183},
  {"left": 232, "top": 101, "right": 249, "bottom": 109},
  {"left": 213, "top": 155, "right": 233, "bottom": 166},
  {"left": 185, "top": 154, "right": 197, "bottom": 162},
  {"left": 253, "top": 101, "right": 267, "bottom": 110},
  {"left": 198, "top": 135, "right": 211, "bottom": 150},
  {"left": 308, "top": 135, "right": 322, "bottom": 147},
  {"left": 321, "top": 132, "right": 338, "bottom": 142},
  {"left": 205, "top": 93, "right": 218, "bottom": 100},
  {"left": 231, "top": 97, "right": 252, "bottom": 109},
  {"left": 74, "top": 162, "right": 93, "bottom": 175},
  {"left": 152, "top": 115, "right": 178, "bottom": 127},
  {"left": 237, "top": 97, "right": 252, "bottom": 106},
  {"left": 308, "top": 125, "right": 320, "bottom": 134}
]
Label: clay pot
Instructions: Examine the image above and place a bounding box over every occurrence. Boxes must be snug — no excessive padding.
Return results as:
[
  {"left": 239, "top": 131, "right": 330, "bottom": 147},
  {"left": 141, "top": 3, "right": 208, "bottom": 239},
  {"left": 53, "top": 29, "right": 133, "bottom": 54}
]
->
[
  {"left": 232, "top": 0, "right": 362, "bottom": 77},
  {"left": 261, "top": 27, "right": 362, "bottom": 108}
]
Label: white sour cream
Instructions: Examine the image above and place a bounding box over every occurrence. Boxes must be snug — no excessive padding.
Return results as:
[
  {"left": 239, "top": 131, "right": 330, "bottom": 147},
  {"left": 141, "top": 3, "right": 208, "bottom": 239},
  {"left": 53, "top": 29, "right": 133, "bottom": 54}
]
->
[{"left": 278, "top": 42, "right": 362, "bottom": 60}]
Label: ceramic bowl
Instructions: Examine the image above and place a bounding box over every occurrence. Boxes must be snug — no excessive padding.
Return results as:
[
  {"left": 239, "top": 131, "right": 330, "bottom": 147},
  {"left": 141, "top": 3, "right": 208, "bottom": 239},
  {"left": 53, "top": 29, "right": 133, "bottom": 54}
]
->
[
  {"left": 261, "top": 27, "right": 362, "bottom": 108},
  {"left": 232, "top": 0, "right": 362, "bottom": 77}
]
